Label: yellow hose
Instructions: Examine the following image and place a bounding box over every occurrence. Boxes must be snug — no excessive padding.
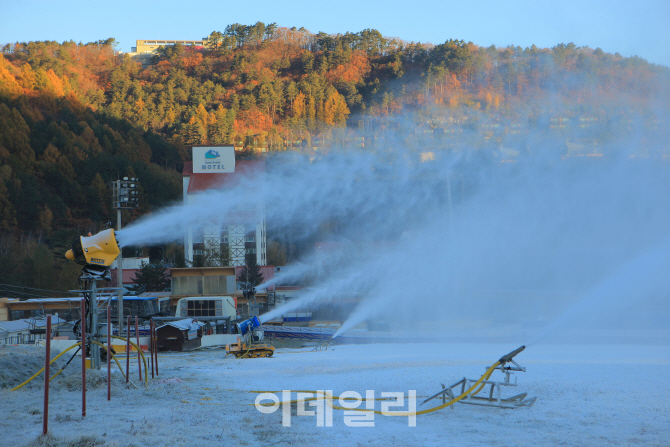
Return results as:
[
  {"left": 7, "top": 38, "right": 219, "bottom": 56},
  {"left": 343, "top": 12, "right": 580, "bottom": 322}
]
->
[
  {"left": 90, "top": 341, "right": 127, "bottom": 382},
  {"left": 48, "top": 346, "right": 82, "bottom": 382},
  {"left": 11, "top": 336, "right": 150, "bottom": 391},
  {"left": 10, "top": 343, "right": 82, "bottom": 391},
  {"left": 250, "top": 361, "right": 501, "bottom": 417},
  {"left": 254, "top": 394, "right": 419, "bottom": 405},
  {"left": 111, "top": 335, "right": 149, "bottom": 386},
  {"left": 49, "top": 340, "right": 135, "bottom": 386},
  {"left": 341, "top": 362, "right": 499, "bottom": 416},
  {"left": 240, "top": 346, "right": 253, "bottom": 358}
]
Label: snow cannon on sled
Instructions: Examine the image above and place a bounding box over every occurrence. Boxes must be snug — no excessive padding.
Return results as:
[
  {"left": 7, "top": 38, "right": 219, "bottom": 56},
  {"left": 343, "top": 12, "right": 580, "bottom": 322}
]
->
[
  {"left": 422, "top": 345, "right": 536, "bottom": 409},
  {"left": 225, "top": 291, "right": 274, "bottom": 358}
]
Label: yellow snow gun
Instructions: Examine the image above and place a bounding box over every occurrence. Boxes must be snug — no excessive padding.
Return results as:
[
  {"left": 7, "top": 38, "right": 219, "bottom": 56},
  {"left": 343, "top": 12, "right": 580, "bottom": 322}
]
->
[{"left": 65, "top": 228, "right": 121, "bottom": 280}]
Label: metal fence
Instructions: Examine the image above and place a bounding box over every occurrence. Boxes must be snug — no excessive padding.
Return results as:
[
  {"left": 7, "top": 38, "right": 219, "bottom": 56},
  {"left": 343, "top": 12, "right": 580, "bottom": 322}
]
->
[
  {"left": 261, "top": 325, "right": 393, "bottom": 343},
  {"left": 0, "top": 332, "right": 46, "bottom": 345}
]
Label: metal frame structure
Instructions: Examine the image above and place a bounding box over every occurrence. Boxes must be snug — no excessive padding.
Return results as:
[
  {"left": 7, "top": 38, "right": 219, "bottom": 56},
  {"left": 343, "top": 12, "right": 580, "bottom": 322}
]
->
[
  {"left": 111, "top": 177, "right": 140, "bottom": 210},
  {"left": 111, "top": 176, "right": 140, "bottom": 338},
  {"left": 229, "top": 224, "right": 246, "bottom": 266},
  {"left": 423, "top": 358, "right": 536, "bottom": 409},
  {"left": 203, "top": 224, "right": 222, "bottom": 265}
]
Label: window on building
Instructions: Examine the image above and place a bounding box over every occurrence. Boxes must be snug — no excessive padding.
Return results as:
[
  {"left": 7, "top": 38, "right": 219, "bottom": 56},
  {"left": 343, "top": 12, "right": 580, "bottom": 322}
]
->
[
  {"left": 245, "top": 248, "right": 257, "bottom": 254},
  {"left": 173, "top": 275, "right": 233, "bottom": 295},
  {"left": 178, "top": 276, "right": 201, "bottom": 294},
  {"left": 186, "top": 299, "right": 220, "bottom": 317},
  {"left": 194, "top": 249, "right": 204, "bottom": 255},
  {"left": 222, "top": 236, "right": 229, "bottom": 243},
  {"left": 245, "top": 236, "right": 255, "bottom": 243}
]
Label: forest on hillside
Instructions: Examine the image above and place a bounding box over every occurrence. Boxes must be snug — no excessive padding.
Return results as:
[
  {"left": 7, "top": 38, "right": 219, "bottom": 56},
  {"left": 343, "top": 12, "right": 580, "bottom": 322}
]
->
[{"left": 0, "top": 22, "right": 669, "bottom": 297}]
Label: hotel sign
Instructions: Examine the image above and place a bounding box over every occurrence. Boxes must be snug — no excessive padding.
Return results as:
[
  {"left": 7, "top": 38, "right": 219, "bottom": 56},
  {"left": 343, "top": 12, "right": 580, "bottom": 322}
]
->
[{"left": 193, "top": 146, "right": 235, "bottom": 173}]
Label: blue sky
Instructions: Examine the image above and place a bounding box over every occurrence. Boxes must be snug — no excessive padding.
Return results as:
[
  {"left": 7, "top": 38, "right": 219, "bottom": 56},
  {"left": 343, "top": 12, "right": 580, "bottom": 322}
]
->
[{"left": 2, "top": 0, "right": 669, "bottom": 67}]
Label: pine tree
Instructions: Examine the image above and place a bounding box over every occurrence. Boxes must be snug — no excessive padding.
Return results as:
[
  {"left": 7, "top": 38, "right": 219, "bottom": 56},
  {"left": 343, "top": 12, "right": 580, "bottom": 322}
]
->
[
  {"left": 236, "top": 257, "right": 264, "bottom": 288},
  {"left": 128, "top": 261, "right": 171, "bottom": 295}
]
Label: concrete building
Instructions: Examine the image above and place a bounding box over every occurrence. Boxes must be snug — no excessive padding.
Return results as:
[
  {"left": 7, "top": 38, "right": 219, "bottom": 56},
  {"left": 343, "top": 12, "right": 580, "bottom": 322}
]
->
[
  {"left": 125, "top": 38, "right": 209, "bottom": 66},
  {"left": 0, "top": 297, "right": 82, "bottom": 322},
  {"left": 169, "top": 266, "right": 275, "bottom": 317},
  {"left": 182, "top": 145, "right": 267, "bottom": 267},
  {"left": 131, "top": 39, "right": 208, "bottom": 54},
  {"left": 550, "top": 112, "right": 571, "bottom": 131}
]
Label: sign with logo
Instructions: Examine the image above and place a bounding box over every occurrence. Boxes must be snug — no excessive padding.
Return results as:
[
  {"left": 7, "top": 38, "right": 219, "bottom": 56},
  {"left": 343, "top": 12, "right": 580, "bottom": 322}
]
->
[{"left": 193, "top": 146, "right": 235, "bottom": 173}]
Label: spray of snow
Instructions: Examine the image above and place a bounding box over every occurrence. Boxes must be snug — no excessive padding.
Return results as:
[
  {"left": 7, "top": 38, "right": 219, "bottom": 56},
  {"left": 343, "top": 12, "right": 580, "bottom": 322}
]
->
[
  {"left": 118, "top": 116, "right": 670, "bottom": 345},
  {"left": 527, "top": 237, "right": 670, "bottom": 346}
]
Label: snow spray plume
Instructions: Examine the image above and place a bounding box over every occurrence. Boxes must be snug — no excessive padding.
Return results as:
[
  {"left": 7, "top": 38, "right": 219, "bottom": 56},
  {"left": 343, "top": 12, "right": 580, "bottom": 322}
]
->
[
  {"left": 117, "top": 102, "right": 669, "bottom": 346},
  {"left": 253, "top": 262, "right": 309, "bottom": 292},
  {"left": 260, "top": 245, "right": 379, "bottom": 323},
  {"left": 118, "top": 150, "right": 449, "bottom": 247},
  {"left": 527, "top": 237, "right": 670, "bottom": 346},
  {"left": 328, "top": 156, "right": 670, "bottom": 342}
]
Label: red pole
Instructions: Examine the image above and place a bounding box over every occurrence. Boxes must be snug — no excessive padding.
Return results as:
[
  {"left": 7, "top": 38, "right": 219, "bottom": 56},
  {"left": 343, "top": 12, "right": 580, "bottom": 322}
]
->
[
  {"left": 42, "top": 315, "right": 52, "bottom": 435},
  {"left": 125, "top": 316, "right": 130, "bottom": 385},
  {"left": 81, "top": 299, "right": 86, "bottom": 418},
  {"left": 135, "top": 316, "right": 142, "bottom": 382},
  {"left": 150, "top": 320, "right": 154, "bottom": 379},
  {"left": 153, "top": 321, "right": 159, "bottom": 376},
  {"left": 107, "top": 306, "right": 111, "bottom": 401}
]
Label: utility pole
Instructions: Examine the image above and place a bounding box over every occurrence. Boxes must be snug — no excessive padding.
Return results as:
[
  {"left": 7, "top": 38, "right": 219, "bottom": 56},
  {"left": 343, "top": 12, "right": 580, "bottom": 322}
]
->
[
  {"left": 90, "top": 280, "right": 99, "bottom": 370},
  {"left": 116, "top": 208, "right": 123, "bottom": 337},
  {"left": 112, "top": 176, "right": 140, "bottom": 338}
]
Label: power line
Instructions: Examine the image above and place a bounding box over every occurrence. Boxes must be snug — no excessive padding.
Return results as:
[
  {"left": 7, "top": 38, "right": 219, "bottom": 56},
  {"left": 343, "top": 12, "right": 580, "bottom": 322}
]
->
[
  {"left": 0, "top": 275, "right": 26, "bottom": 287},
  {"left": 0, "top": 287, "right": 80, "bottom": 299},
  {"left": 0, "top": 282, "right": 79, "bottom": 295}
]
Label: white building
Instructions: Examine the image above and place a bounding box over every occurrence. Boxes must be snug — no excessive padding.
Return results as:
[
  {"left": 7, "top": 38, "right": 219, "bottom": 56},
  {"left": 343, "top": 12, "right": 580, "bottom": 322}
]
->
[{"left": 183, "top": 146, "right": 267, "bottom": 267}]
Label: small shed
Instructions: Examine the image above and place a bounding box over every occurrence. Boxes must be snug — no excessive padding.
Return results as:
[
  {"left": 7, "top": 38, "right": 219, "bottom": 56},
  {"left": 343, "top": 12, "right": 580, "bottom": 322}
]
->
[{"left": 156, "top": 319, "right": 205, "bottom": 352}]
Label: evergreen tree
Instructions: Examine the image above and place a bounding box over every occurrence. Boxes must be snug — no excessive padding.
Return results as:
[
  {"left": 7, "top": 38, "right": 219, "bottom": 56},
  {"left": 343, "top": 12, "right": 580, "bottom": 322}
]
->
[
  {"left": 128, "top": 261, "right": 171, "bottom": 295},
  {"left": 236, "top": 257, "right": 264, "bottom": 288}
]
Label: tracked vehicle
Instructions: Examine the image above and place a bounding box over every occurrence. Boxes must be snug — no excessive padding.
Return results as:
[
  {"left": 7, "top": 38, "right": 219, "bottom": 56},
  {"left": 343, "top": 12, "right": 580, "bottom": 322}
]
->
[
  {"left": 225, "top": 315, "right": 275, "bottom": 358},
  {"left": 225, "top": 288, "right": 274, "bottom": 358}
]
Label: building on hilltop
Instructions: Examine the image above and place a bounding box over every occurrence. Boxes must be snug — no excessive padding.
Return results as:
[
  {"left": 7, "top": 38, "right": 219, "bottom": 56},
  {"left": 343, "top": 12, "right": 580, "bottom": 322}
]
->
[
  {"left": 577, "top": 112, "right": 598, "bottom": 129},
  {"left": 182, "top": 145, "right": 267, "bottom": 267},
  {"left": 126, "top": 38, "right": 209, "bottom": 65},
  {"left": 550, "top": 112, "right": 571, "bottom": 131},
  {"left": 131, "top": 39, "right": 208, "bottom": 54}
]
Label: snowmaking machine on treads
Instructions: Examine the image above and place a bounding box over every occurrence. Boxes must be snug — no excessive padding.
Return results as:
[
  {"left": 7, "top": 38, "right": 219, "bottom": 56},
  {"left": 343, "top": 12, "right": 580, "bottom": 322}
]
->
[{"left": 225, "top": 288, "right": 275, "bottom": 358}]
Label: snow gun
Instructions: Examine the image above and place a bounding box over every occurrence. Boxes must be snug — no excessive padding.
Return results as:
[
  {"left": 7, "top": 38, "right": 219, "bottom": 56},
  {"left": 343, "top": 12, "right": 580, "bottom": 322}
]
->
[
  {"left": 423, "top": 345, "right": 536, "bottom": 409},
  {"left": 64, "top": 227, "right": 122, "bottom": 357},
  {"left": 236, "top": 316, "right": 261, "bottom": 337},
  {"left": 65, "top": 228, "right": 121, "bottom": 280},
  {"left": 225, "top": 289, "right": 275, "bottom": 358},
  {"left": 499, "top": 345, "right": 525, "bottom": 365}
]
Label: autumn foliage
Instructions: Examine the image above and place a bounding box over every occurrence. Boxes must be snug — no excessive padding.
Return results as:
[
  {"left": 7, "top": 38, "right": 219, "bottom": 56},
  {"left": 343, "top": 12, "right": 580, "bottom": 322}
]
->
[{"left": 0, "top": 26, "right": 669, "bottom": 245}]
